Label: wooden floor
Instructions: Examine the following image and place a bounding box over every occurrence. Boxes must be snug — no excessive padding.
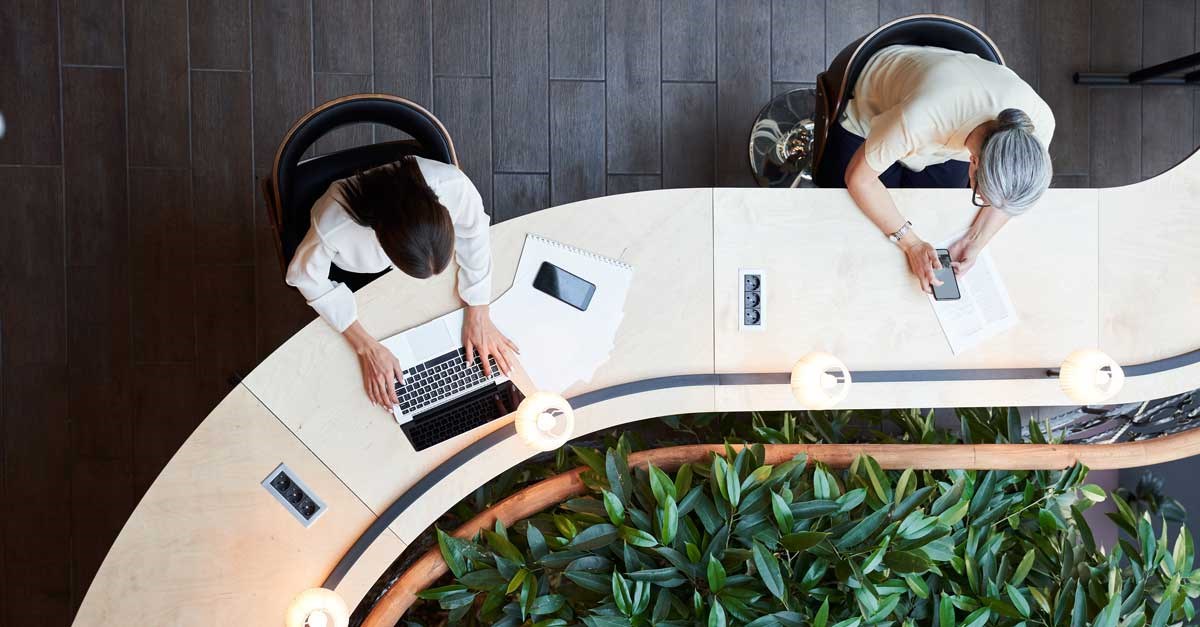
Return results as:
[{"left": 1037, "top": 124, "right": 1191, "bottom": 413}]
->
[{"left": 0, "top": 0, "right": 1197, "bottom": 624}]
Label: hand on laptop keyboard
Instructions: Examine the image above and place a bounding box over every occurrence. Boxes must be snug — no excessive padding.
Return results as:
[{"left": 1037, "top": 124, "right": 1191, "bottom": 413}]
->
[
  {"left": 343, "top": 323, "right": 404, "bottom": 409},
  {"left": 462, "top": 305, "right": 520, "bottom": 378}
]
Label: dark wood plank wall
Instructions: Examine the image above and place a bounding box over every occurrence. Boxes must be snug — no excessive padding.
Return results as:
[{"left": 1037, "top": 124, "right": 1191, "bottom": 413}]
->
[{"left": 0, "top": 1, "right": 1196, "bottom": 623}]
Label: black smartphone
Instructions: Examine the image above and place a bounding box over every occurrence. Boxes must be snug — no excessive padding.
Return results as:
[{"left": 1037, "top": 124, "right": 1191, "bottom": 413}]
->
[
  {"left": 533, "top": 262, "right": 596, "bottom": 311},
  {"left": 932, "top": 249, "right": 961, "bottom": 301}
]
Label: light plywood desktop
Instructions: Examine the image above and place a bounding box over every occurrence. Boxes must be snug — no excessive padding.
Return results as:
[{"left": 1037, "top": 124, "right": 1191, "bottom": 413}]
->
[{"left": 74, "top": 152, "right": 1200, "bottom": 625}]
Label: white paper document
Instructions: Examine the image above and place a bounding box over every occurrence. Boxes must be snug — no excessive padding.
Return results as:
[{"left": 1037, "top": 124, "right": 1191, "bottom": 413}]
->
[
  {"left": 929, "top": 238, "right": 1019, "bottom": 355},
  {"left": 489, "top": 234, "right": 633, "bottom": 393}
]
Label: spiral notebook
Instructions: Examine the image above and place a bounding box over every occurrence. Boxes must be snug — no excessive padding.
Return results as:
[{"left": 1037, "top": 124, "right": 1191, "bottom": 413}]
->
[{"left": 490, "top": 234, "right": 634, "bottom": 393}]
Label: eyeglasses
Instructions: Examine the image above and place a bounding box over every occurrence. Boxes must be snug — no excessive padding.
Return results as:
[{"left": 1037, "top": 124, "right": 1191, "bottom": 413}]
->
[{"left": 971, "top": 184, "right": 991, "bottom": 208}]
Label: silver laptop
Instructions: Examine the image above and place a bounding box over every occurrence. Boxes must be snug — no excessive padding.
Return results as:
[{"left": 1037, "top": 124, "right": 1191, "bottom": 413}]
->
[{"left": 380, "top": 309, "right": 510, "bottom": 425}]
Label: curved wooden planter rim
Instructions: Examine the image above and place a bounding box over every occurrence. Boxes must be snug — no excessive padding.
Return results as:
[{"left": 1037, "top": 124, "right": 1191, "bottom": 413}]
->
[{"left": 361, "top": 435, "right": 1200, "bottom": 626}]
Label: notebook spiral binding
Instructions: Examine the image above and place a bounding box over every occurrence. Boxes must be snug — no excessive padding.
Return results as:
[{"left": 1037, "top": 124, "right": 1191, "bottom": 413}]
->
[{"left": 527, "top": 234, "right": 634, "bottom": 272}]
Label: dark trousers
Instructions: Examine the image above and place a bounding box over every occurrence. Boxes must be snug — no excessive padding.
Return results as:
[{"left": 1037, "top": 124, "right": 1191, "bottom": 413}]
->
[{"left": 816, "top": 121, "right": 970, "bottom": 189}]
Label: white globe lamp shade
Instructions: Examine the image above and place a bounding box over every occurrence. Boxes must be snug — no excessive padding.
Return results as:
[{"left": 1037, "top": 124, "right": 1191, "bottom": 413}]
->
[
  {"left": 790, "top": 352, "right": 852, "bottom": 409},
  {"left": 285, "top": 588, "right": 349, "bottom": 627},
  {"left": 1059, "top": 349, "right": 1124, "bottom": 404},
  {"left": 515, "top": 392, "right": 575, "bottom": 452}
]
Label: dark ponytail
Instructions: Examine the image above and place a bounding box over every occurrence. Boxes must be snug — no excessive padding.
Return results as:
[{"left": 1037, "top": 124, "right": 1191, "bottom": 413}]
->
[{"left": 338, "top": 157, "right": 454, "bottom": 279}]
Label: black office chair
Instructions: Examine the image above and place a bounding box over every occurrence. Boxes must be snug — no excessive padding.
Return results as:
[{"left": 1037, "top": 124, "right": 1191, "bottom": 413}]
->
[
  {"left": 261, "top": 94, "right": 459, "bottom": 291},
  {"left": 812, "top": 14, "right": 1004, "bottom": 186}
]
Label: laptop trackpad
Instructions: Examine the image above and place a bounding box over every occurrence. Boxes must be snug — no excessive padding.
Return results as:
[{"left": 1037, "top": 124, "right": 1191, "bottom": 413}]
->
[{"left": 408, "top": 320, "right": 456, "bottom": 361}]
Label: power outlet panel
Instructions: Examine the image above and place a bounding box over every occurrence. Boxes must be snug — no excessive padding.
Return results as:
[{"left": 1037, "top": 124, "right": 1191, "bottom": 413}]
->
[
  {"left": 739, "top": 269, "right": 764, "bottom": 331},
  {"left": 262, "top": 463, "right": 327, "bottom": 527}
]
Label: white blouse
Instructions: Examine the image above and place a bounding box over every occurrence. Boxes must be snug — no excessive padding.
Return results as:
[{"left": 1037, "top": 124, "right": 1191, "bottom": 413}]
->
[{"left": 286, "top": 157, "right": 492, "bottom": 332}]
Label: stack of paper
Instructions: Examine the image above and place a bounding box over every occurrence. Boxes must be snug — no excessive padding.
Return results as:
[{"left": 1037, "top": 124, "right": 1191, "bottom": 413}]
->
[
  {"left": 929, "top": 237, "right": 1019, "bottom": 355},
  {"left": 490, "top": 235, "right": 634, "bottom": 393}
]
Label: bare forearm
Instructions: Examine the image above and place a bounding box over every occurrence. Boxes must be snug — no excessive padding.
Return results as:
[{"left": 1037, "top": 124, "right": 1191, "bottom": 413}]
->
[
  {"left": 963, "top": 206, "right": 1011, "bottom": 249},
  {"left": 847, "top": 175, "right": 908, "bottom": 235},
  {"left": 342, "top": 320, "right": 376, "bottom": 353},
  {"left": 844, "top": 145, "right": 907, "bottom": 237}
]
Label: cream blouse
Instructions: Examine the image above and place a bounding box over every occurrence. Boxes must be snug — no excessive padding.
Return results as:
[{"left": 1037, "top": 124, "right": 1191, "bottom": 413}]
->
[
  {"left": 286, "top": 157, "right": 492, "bottom": 332},
  {"left": 841, "top": 44, "right": 1055, "bottom": 172}
]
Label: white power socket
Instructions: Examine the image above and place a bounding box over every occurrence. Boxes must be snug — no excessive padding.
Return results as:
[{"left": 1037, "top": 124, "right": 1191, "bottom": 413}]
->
[{"left": 739, "top": 268, "right": 765, "bottom": 331}]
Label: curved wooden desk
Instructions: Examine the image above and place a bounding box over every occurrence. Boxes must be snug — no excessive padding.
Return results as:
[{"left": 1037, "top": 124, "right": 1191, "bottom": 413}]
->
[{"left": 75, "top": 152, "right": 1200, "bottom": 625}]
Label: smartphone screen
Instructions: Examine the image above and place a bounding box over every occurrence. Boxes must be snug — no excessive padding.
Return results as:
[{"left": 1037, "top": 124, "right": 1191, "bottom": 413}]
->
[
  {"left": 931, "top": 249, "right": 961, "bottom": 301},
  {"left": 532, "top": 262, "right": 596, "bottom": 311}
]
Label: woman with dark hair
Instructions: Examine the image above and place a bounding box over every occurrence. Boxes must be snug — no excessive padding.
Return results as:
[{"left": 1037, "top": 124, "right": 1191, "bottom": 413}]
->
[{"left": 287, "top": 156, "right": 515, "bottom": 409}]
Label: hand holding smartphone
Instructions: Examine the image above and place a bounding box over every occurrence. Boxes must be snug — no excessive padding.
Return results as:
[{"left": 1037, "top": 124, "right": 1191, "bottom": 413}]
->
[{"left": 931, "top": 249, "right": 961, "bottom": 301}]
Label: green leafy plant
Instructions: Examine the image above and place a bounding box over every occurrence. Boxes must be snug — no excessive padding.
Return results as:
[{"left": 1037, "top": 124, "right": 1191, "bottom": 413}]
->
[{"left": 416, "top": 440, "right": 1199, "bottom": 626}]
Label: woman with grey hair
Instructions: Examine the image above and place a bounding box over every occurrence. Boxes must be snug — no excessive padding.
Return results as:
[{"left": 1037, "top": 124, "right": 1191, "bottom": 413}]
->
[{"left": 818, "top": 44, "right": 1054, "bottom": 293}]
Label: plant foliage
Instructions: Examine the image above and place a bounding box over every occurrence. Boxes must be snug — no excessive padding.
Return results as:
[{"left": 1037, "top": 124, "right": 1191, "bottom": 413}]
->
[{"left": 417, "top": 434, "right": 1200, "bottom": 626}]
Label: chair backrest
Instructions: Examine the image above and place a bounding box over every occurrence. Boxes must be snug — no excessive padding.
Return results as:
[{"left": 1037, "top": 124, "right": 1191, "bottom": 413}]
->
[
  {"left": 262, "top": 94, "right": 458, "bottom": 273},
  {"left": 813, "top": 14, "right": 1003, "bottom": 182}
]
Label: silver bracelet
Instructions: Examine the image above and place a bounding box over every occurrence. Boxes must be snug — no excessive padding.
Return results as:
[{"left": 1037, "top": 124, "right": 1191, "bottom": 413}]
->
[{"left": 887, "top": 220, "right": 913, "bottom": 245}]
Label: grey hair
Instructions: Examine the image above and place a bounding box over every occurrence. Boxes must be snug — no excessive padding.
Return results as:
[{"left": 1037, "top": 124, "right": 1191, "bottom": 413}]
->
[{"left": 976, "top": 108, "right": 1052, "bottom": 215}]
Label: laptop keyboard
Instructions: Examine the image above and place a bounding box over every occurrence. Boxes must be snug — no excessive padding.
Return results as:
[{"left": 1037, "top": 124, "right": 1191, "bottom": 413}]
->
[
  {"left": 395, "top": 347, "right": 501, "bottom": 416},
  {"left": 402, "top": 386, "right": 511, "bottom": 451}
]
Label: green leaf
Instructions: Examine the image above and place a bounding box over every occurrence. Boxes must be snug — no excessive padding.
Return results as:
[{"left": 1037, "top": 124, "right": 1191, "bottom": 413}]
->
[
  {"left": 831, "top": 619, "right": 862, "bottom": 627},
  {"left": 569, "top": 523, "right": 618, "bottom": 551},
  {"left": 675, "top": 463, "right": 694, "bottom": 497},
  {"left": 884, "top": 551, "right": 932, "bottom": 574},
  {"left": 939, "top": 595, "right": 955, "bottom": 627},
  {"left": 603, "top": 489, "right": 625, "bottom": 525},
  {"left": 930, "top": 478, "right": 966, "bottom": 517},
  {"left": 627, "top": 567, "right": 682, "bottom": 583},
  {"left": 529, "top": 594, "right": 565, "bottom": 616},
  {"left": 790, "top": 500, "right": 840, "bottom": 519},
  {"left": 484, "top": 529, "right": 526, "bottom": 564},
  {"left": 437, "top": 529, "right": 469, "bottom": 578},
  {"left": 572, "top": 446, "right": 605, "bottom": 474},
  {"left": 1007, "top": 407, "right": 1023, "bottom": 443},
  {"left": 961, "top": 607, "right": 991, "bottom": 627},
  {"left": 1151, "top": 593, "right": 1173, "bottom": 627},
  {"left": 836, "top": 508, "right": 889, "bottom": 550},
  {"left": 1007, "top": 583, "right": 1031, "bottom": 617},
  {"left": 606, "top": 449, "right": 632, "bottom": 504},
  {"left": 725, "top": 459, "right": 742, "bottom": 507},
  {"left": 1071, "top": 581, "right": 1086, "bottom": 627},
  {"left": 837, "top": 488, "right": 867, "bottom": 513},
  {"left": 564, "top": 571, "right": 610, "bottom": 593},
  {"left": 459, "top": 568, "right": 507, "bottom": 590},
  {"left": 893, "top": 486, "right": 935, "bottom": 521},
  {"left": 707, "top": 555, "right": 727, "bottom": 592},
  {"left": 660, "top": 497, "right": 679, "bottom": 545},
  {"left": 1010, "top": 549, "right": 1036, "bottom": 587},
  {"left": 526, "top": 524, "right": 548, "bottom": 561},
  {"left": 904, "top": 573, "right": 930, "bottom": 599},
  {"left": 864, "top": 456, "right": 892, "bottom": 502},
  {"left": 612, "top": 571, "right": 632, "bottom": 616},
  {"left": 813, "top": 598, "right": 830, "bottom": 627},
  {"left": 708, "top": 599, "right": 727, "bottom": 627},
  {"left": 771, "top": 492, "right": 794, "bottom": 533},
  {"left": 1072, "top": 504, "right": 1096, "bottom": 554},
  {"left": 416, "top": 583, "right": 468, "bottom": 600},
  {"left": 752, "top": 541, "right": 786, "bottom": 600},
  {"left": 1080, "top": 484, "right": 1107, "bottom": 503},
  {"left": 742, "top": 465, "right": 772, "bottom": 492},
  {"left": 969, "top": 471, "right": 997, "bottom": 519},
  {"left": 619, "top": 525, "right": 658, "bottom": 548},
  {"left": 895, "top": 468, "right": 915, "bottom": 504},
  {"left": 649, "top": 463, "right": 677, "bottom": 505},
  {"left": 780, "top": 531, "right": 829, "bottom": 552},
  {"left": 506, "top": 568, "right": 528, "bottom": 594},
  {"left": 938, "top": 499, "right": 969, "bottom": 527}
]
